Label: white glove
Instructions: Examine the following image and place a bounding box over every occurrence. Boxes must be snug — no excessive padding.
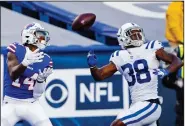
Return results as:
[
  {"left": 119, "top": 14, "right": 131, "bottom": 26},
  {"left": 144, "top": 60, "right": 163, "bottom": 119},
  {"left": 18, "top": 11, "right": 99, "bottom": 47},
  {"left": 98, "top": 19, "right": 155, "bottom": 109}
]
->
[
  {"left": 22, "top": 48, "right": 44, "bottom": 66},
  {"left": 37, "top": 67, "right": 53, "bottom": 83}
]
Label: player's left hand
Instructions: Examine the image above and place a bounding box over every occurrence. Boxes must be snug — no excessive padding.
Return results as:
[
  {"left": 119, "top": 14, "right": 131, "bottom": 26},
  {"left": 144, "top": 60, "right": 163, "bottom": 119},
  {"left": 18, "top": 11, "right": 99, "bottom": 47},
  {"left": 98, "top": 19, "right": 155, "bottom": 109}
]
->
[
  {"left": 87, "top": 50, "right": 97, "bottom": 68},
  {"left": 153, "top": 68, "right": 169, "bottom": 78},
  {"left": 37, "top": 67, "right": 53, "bottom": 83}
]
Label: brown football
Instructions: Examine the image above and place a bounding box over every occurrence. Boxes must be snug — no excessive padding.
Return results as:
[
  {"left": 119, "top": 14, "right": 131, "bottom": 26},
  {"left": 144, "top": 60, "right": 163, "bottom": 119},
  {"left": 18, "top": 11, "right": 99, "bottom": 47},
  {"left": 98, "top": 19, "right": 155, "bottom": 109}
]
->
[{"left": 72, "top": 13, "right": 96, "bottom": 31}]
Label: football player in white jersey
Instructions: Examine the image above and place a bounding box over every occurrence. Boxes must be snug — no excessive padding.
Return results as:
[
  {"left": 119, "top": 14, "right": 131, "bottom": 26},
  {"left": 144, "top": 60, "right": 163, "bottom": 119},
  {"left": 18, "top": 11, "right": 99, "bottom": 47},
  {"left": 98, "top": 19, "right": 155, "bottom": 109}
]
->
[{"left": 87, "top": 23, "right": 183, "bottom": 126}]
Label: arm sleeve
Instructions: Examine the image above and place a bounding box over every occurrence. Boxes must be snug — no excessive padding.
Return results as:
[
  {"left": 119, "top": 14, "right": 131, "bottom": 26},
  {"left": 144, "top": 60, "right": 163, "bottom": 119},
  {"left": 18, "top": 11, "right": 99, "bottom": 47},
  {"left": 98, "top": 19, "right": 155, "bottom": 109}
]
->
[
  {"left": 6, "top": 42, "right": 18, "bottom": 54},
  {"left": 6, "top": 42, "right": 23, "bottom": 56},
  {"left": 166, "top": 2, "right": 183, "bottom": 42},
  {"left": 44, "top": 53, "right": 53, "bottom": 68},
  {"left": 152, "top": 40, "right": 165, "bottom": 60},
  {"left": 153, "top": 40, "right": 164, "bottom": 50},
  {"left": 33, "top": 81, "right": 46, "bottom": 99},
  {"left": 33, "top": 55, "right": 53, "bottom": 99},
  {"left": 109, "top": 50, "right": 122, "bottom": 72},
  {"left": 146, "top": 40, "right": 164, "bottom": 50}
]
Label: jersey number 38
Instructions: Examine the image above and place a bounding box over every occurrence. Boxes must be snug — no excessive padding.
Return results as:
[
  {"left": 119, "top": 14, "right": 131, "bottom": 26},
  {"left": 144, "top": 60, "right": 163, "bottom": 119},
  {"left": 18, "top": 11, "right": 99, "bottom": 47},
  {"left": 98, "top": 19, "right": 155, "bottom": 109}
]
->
[{"left": 121, "top": 59, "right": 151, "bottom": 86}]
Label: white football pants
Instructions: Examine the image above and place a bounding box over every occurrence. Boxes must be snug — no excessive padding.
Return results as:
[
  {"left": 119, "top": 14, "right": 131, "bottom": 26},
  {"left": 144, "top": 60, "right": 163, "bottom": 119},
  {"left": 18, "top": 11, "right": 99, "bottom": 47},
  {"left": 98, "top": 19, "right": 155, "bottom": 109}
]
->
[
  {"left": 1, "top": 96, "right": 52, "bottom": 126},
  {"left": 116, "top": 101, "right": 161, "bottom": 126}
]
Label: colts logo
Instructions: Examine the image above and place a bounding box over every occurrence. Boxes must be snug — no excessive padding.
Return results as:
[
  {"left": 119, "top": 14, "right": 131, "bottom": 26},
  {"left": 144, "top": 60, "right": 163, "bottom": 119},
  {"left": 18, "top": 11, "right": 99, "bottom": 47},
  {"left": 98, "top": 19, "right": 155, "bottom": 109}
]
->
[{"left": 45, "top": 79, "right": 68, "bottom": 108}]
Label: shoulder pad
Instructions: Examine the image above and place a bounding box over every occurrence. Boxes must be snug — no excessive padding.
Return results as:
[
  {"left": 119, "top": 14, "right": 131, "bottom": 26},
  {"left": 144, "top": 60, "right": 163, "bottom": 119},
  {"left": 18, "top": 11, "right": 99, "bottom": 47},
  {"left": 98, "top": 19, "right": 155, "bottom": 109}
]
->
[
  {"left": 6, "top": 42, "right": 24, "bottom": 54},
  {"left": 145, "top": 40, "right": 164, "bottom": 50},
  {"left": 43, "top": 53, "right": 53, "bottom": 68},
  {"left": 110, "top": 50, "right": 121, "bottom": 58}
]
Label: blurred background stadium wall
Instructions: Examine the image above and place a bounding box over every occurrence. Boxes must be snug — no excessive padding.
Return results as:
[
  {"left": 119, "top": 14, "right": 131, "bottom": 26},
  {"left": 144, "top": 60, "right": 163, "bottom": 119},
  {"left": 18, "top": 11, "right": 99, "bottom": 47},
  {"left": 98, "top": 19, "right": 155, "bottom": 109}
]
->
[{"left": 1, "top": 2, "right": 178, "bottom": 126}]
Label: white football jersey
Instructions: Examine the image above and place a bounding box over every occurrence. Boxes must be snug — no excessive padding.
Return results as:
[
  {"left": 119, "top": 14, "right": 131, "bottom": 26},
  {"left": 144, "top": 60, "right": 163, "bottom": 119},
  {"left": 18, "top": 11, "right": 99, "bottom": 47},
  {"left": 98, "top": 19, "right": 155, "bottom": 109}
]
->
[{"left": 110, "top": 40, "right": 164, "bottom": 103}]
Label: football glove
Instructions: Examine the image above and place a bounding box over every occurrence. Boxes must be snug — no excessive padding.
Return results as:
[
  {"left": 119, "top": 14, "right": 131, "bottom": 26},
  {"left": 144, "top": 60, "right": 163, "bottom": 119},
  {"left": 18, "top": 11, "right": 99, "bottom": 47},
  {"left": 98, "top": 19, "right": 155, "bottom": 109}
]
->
[
  {"left": 37, "top": 67, "right": 53, "bottom": 83},
  {"left": 22, "top": 48, "right": 44, "bottom": 66},
  {"left": 153, "top": 68, "right": 169, "bottom": 78},
  {"left": 87, "top": 50, "right": 97, "bottom": 68}
]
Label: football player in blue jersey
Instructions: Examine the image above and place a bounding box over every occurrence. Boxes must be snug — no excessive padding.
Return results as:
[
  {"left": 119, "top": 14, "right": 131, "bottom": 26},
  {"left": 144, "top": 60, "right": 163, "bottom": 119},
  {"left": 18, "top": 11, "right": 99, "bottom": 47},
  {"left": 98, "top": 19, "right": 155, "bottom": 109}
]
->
[
  {"left": 87, "top": 23, "right": 183, "bottom": 126},
  {"left": 1, "top": 23, "right": 53, "bottom": 126}
]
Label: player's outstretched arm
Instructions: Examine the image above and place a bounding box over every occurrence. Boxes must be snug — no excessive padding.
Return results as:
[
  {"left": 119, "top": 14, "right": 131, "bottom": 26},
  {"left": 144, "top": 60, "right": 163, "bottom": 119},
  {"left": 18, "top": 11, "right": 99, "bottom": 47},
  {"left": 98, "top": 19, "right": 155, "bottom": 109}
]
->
[
  {"left": 33, "top": 67, "right": 53, "bottom": 98},
  {"left": 7, "top": 52, "right": 27, "bottom": 81},
  {"left": 155, "top": 48, "right": 183, "bottom": 74},
  {"left": 87, "top": 50, "right": 117, "bottom": 81}
]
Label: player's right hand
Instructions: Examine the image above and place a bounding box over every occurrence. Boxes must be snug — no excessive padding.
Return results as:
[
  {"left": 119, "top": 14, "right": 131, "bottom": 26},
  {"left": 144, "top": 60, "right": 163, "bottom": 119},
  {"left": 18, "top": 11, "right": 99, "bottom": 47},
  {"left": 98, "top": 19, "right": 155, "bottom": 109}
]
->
[
  {"left": 37, "top": 67, "right": 53, "bottom": 83},
  {"left": 87, "top": 50, "right": 97, "bottom": 68},
  {"left": 22, "top": 48, "right": 44, "bottom": 66},
  {"left": 153, "top": 68, "right": 169, "bottom": 78}
]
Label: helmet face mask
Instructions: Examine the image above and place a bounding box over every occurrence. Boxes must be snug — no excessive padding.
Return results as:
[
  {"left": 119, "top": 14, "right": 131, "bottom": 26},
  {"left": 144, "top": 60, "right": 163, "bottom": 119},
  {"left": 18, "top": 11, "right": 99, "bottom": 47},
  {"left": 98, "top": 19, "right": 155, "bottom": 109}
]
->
[
  {"left": 21, "top": 23, "right": 50, "bottom": 50},
  {"left": 117, "top": 23, "right": 145, "bottom": 49},
  {"left": 34, "top": 30, "right": 50, "bottom": 49},
  {"left": 126, "top": 29, "right": 142, "bottom": 41}
]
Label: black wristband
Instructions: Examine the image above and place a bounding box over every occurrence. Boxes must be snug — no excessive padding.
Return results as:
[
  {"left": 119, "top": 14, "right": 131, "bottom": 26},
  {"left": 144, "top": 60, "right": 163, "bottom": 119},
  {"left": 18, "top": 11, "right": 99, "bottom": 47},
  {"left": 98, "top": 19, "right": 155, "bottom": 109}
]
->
[{"left": 36, "top": 80, "right": 44, "bottom": 83}]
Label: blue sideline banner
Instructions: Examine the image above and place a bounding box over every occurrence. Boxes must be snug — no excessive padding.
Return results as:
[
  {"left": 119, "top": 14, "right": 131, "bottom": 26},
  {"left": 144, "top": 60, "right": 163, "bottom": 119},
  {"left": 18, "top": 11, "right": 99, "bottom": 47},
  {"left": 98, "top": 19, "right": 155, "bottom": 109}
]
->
[{"left": 40, "top": 69, "right": 129, "bottom": 118}]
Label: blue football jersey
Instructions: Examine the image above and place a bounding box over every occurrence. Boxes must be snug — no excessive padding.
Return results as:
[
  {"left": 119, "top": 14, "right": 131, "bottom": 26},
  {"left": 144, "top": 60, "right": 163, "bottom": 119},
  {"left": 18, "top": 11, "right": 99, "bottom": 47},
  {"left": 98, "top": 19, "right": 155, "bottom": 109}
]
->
[{"left": 4, "top": 42, "right": 53, "bottom": 99}]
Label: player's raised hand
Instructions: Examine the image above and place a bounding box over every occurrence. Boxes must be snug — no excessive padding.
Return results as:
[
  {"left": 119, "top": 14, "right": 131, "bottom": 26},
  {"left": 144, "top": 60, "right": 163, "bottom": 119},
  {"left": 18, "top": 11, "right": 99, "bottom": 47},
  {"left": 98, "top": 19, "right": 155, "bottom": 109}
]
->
[
  {"left": 37, "top": 67, "right": 53, "bottom": 83},
  {"left": 87, "top": 50, "right": 97, "bottom": 68},
  {"left": 22, "top": 48, "right": 44, "bottom": 66},
  {"left": 153, "top": 68, "right": 169, "bottom": 78}
]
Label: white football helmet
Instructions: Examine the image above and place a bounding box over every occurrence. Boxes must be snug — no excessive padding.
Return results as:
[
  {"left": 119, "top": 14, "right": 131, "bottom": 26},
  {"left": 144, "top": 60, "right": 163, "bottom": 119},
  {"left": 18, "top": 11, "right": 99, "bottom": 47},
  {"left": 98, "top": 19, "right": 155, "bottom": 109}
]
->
[
  {"left": 21, "top": 22, "right": 50, "bottom": 50},
  {"left": 117, "top": 23, "right": 145, "bottom": 49}
]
